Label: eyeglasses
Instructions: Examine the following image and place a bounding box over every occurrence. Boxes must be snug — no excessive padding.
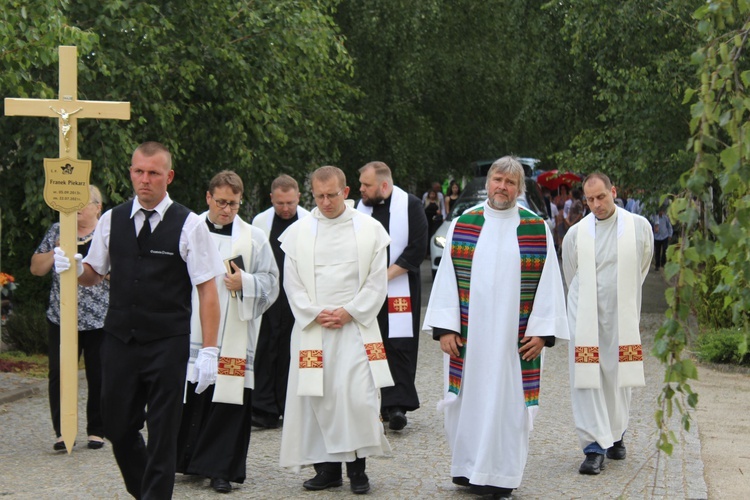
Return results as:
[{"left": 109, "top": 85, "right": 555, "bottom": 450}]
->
[
  {"left": 312, "top": 189, "right": 343, "bottom": 202},
  {"left": 212, "top": 198, "right": 243, "bottom": 211}
]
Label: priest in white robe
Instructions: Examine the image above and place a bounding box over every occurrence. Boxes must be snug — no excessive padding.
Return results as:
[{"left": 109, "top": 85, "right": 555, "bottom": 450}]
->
[
  {"left": 562, "top": 172, "right": 653, "bottom": 476},
  {"left": 177, "top": 171, "right": 279, "bottom": 493},
  {"left": 423, "top": 157, "right": 569, "bottom": 498},
  {"left": 279, "top": 166, "right": 392, "bottom": 495}
]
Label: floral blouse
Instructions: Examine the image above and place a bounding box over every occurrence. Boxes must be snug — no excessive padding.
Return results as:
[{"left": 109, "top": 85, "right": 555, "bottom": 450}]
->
[{"left": 35, "top": 223, "right": 110, "bottom": 330}]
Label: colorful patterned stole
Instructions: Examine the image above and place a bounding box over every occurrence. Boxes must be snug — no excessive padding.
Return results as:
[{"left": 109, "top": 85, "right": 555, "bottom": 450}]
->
[{"left": 449, "top": 206, "right": 547, "bottom": 407}]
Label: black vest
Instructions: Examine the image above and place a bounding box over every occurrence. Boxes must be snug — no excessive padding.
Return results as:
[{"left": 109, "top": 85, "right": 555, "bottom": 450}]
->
[{"left": 104, "top": 200, "right": 192, "bottom": 343}]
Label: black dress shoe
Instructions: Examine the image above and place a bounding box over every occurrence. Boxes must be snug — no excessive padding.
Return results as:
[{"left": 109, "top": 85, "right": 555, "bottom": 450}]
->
[
  {"left": 388, "top": 408, "right": 407, "bottom": 431},
  {"left": 468, "top": 484, "right": 513, "bottom": 497},
  {"left": 452, "top": 476, "right": 470, "bottom": 487},
  {"left": 210, "top": 477, "right": 232, "bottom": 493},
  {"left": 606, "top": 439, "right": 626, "bottom": 460},
  {"left": 349, "top": 472, "right": 370, "bottom": 494},
  {"left": 87, "top": 439, "right": 105, "bottom": 450},
  {"left": 579, "top": 452, "right": 605, "bottom": 475},
  {"left": 303, "top": 470, "right": 343, "bottom": 491},
  {"left": 53, "top": 440, "right": 66, "bottom": 451}
]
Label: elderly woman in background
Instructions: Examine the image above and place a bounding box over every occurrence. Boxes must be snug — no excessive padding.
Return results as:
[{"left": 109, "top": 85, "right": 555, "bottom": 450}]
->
[{"left": 30, "top": 185, "right": 109, "bottom": 451}]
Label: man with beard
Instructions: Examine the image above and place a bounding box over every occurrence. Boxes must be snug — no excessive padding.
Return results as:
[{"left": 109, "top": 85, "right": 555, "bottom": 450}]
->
[
  {"left": 423, "top": 156, "right": 568, "bottom": 497},
  {"left": 357, "top": 161, "right": 428, "bottom": 430}
]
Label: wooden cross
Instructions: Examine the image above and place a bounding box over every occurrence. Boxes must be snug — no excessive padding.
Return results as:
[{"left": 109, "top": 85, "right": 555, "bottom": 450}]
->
[{"left": 4, "top": 46, "right": 130, "bottom": 453}]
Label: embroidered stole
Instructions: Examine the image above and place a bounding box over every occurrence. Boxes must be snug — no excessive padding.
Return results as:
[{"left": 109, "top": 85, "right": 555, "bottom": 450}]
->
[
  {"left": 449, "top": 206, "right": 547, "bottom": 407},
  {"left": 213, "top": 218, "right": 255, "bottom": 403},
  {"left": 574, "top": 209, "right": 645, "bottom": 388},
  {"left": 188, "top": 215, "right": 254, "bottom": 405},
  {"left": 357, "top": 186, "right": 413, "bottom": 338},
  {"left": 295, "top": 212, "right": 394, "bottom": 397}
]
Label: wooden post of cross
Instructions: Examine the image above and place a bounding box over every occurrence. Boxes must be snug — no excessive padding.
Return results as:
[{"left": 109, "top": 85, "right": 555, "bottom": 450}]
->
[{"left": 4, "top": 46, "right": 130, "bottom": 453}]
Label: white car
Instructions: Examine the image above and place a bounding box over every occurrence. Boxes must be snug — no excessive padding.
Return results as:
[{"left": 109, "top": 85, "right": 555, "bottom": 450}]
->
[{"left": 429, "top": 176, "right": 549, "bottom": 278}]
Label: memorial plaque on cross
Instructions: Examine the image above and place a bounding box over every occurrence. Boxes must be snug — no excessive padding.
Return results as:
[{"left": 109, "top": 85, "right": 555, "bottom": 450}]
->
[{"left": 4, "top": 46, "right": 130, "bottom": 453}]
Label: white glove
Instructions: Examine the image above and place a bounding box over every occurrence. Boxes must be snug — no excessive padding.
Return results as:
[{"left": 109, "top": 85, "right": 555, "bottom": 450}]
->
[
  {"left": 190, "top": 347, "right": 219, "bottom": 394},
  {"left": 53, "top": 247, "right": 84, "bottom": 277}
]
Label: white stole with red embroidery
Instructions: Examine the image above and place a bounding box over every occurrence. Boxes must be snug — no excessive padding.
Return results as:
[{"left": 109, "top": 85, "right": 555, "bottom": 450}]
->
[
  {"left": 294, "top": 209, "right": 394, "bottom": 397},
  {"left": 574, "top": 209, "right": 645, "bottom": 389},
  {"left": 357, "top": 186, "right": 413, "bottom": 338}
]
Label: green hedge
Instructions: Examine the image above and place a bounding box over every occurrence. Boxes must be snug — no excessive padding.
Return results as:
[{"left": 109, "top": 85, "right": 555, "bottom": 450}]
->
[
  {"left": 694, "top": 329, "right": 750, "bottom": 366},
  {"left": 1, "top": 301, "right": 48, "bottom": 355}
]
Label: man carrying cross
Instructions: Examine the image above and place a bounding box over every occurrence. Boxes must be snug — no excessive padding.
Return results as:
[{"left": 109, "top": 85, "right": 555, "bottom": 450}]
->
[
  {"left": 54, "top": 141, "right": 225, "bottom": 499},
  {"left": 423, "top": 156, "right": 569, "bottom": 498}
]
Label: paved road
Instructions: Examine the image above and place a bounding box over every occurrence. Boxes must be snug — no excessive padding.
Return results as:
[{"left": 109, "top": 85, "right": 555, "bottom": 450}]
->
[{"left": 0, "top": 262, "right": 707, "bottom": 498}]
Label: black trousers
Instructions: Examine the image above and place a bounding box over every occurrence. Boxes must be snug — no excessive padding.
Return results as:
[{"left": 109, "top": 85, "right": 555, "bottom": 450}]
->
[
  {"left": 654, "top": 238, "right": 669, "bottom": 269},
  {"left": 47, "top": 320, "right": 104, "bottom": 438},
  {"left": 252, "top": 306, "right": 293, "bottom": 418},
  {"left": 101, "top": 333, "right": 188, "bottom": 500},
  {"left": 379, "top": 334, "right": 420, "bottom": 412},
  {"left": 176, "top": 384, "right": 253, "bottom": 483}
]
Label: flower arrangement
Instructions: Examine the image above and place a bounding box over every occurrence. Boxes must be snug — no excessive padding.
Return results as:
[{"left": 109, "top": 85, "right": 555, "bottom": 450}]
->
[{"left": 0, "top": 272, "right": 17, "bottom": 298}]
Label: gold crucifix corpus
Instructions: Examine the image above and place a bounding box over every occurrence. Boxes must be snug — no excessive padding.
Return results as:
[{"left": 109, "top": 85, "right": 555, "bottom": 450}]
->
[{"left": 4, "top": 46, "right": 130, "bottom": 454}]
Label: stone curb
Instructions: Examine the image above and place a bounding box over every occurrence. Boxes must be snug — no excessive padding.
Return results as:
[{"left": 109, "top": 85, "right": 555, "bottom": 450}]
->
[
  {"left": 0, "top": 369, "right": 86, "bottom": 405},
  {"left": 0, "top": 380, "right": 46, "bottom": 405}
]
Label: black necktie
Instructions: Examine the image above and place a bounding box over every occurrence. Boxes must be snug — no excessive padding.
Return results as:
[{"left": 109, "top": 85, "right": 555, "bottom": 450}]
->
[{"left": 137, "top": 209, "right": 155, "bottom": 247}]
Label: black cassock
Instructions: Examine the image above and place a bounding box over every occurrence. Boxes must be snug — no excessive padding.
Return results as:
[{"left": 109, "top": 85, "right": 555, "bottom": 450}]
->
[{"left": 369, "top": 192, "right": 429, "bottom": 413}]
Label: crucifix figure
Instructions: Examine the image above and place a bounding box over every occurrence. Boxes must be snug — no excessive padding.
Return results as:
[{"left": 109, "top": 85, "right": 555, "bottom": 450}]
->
[
  {"left": 49, "top": 106, "right": 83, "bottom": 151},
  {"left": 4, "top": 46, "right": 130, "bottom": 453}
]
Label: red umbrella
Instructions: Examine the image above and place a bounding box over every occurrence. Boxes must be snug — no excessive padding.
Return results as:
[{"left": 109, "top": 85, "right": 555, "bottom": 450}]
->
[{"left": 536, "top": 170, "right": 582, "bottom": 190}]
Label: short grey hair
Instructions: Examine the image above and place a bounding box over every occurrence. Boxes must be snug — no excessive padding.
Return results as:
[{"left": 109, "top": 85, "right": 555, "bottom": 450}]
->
[{"left": 487, "top": 156, "right": 525, "bottom": 195}]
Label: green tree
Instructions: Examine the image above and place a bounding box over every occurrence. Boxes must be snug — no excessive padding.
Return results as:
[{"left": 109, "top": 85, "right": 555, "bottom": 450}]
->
[
  {"left": 551, "top": 0, "right": 703, "bottom": 195},
  {"left": 1, "top": 0, "right": 357, "bottom": 305},
  {"left": 334, "top": 0, "right": 593, "bottom": 190},
  {"left": 653, "top": 0, "right": 750, "bottom": 454}
]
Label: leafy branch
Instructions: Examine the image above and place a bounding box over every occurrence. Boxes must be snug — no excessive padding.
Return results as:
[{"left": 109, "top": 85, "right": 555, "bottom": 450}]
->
[{"left": 654, "top": 0, "right": 750, "bottom": 454}]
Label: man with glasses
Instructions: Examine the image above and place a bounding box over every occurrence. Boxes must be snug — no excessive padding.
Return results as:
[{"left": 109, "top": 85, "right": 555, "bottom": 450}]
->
[
  {"left": 53, "top": 142, "right": 225, "bottom": 499},
  {"left": 279, "top": 166, "right": 392, "bottom": 494},
  {"left": 357, "top": 161, "right": 428, "bottom": 430},
  {"left": 176, "top": 170, "right": 279, "bottom": 493},
  {"left": 251, "top": 174, "right": 309, "bottom": 429}
]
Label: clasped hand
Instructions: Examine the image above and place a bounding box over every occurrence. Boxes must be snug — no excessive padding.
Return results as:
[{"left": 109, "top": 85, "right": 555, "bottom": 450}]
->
[
  {"left": 440, "top": 333, "right": 544, "bottom": 361},
  {"left": 315, "top": 308, "right": 352, "bottom": 329}
]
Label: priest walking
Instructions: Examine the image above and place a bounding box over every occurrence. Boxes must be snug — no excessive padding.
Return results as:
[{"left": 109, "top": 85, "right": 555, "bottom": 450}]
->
[
  {"left": 251, "top": 174, "right": 309, "bottom": 429},
  {"left": 357, "top": 161, "right": 428, "bottom": 430},
  {"left": 562, "top": 172, "right": 653, "bottom": 475},
  {"left": 423, "top": 156, "right": 569, "bottom": 498},
  {"left": 279, "top": 166, "right": 392, "bottom": 495},
  {"left": 176, "top": 170, "right": 279, "bottom": 493}
]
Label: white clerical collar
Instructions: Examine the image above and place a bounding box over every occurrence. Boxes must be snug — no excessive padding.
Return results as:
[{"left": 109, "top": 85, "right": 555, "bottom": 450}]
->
[{"left": 207, "top": 214, "right": 225, "bottom": 229}]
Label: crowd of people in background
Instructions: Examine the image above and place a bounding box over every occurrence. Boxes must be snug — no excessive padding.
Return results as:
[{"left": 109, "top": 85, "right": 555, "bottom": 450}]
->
[{"left": 32, "top": 151, "right": 674, "bottom": 498}]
